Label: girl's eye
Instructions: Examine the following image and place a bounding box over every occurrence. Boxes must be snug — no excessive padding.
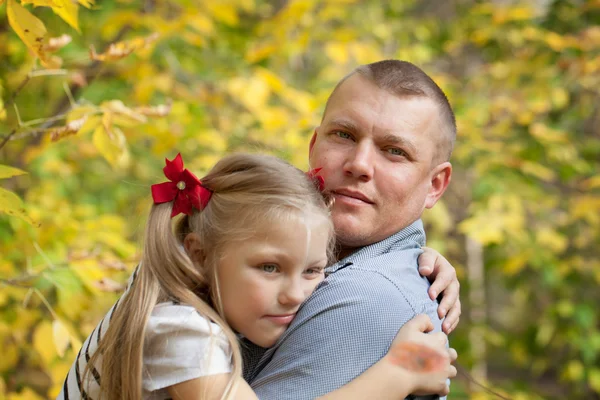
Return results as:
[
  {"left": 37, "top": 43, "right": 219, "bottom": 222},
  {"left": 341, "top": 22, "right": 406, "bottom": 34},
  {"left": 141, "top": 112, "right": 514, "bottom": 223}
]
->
[
  {"left": 261, "top": 264, "right": 278, "bottom": 273},
  {"left": 387, "top": 148, "right": 406, "bottom": 157},
  {"left": 335, "top": 131, "right": 352, "bottom": 140},
  {"left": 305, "top": 267, "right": 324, "bottom": 276}
]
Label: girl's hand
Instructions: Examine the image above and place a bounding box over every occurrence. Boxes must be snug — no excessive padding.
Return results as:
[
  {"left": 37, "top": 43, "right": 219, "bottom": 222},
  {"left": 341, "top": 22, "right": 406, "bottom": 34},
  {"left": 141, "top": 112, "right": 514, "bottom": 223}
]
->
[{"left": 385, "top": 314, "right": 458, "bottom": 396}]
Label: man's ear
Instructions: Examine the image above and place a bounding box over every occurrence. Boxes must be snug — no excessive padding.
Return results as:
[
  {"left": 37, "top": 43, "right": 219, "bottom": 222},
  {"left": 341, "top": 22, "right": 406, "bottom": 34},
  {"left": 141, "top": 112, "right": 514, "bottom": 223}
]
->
[
  {"left": 308, "top": 129, "right": 318, "bottom": 159},
  {"left": 183, "top": 233, "right": 205, "bottom": 265},
  {"left": 425, "top": 162, "right": 452, "bottom": 209}
]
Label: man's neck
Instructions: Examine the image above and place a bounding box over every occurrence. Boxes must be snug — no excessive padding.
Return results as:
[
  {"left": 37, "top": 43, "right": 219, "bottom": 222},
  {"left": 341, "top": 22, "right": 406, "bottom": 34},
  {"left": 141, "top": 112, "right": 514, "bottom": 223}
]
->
[
  {"left": 334, "top": 220, "right": 426, "bottom": 263},
  {"left": 336, "top": 246, "right": 359, "bottom": 261}
]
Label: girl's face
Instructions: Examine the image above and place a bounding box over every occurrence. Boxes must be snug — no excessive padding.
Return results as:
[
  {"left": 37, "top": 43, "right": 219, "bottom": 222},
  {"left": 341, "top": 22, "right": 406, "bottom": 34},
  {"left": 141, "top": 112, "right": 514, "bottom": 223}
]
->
[{"left": 217, "top": 214, "right": 331, "bottom": 347}]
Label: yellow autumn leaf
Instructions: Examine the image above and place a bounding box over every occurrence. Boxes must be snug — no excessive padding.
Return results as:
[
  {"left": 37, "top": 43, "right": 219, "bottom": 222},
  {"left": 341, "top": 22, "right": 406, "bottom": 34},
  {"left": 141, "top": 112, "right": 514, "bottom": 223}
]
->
[
  {"left": 582, "top": 175, "right": 600, "bottom": 190},
  {"left": 206, "top": 2, "right": 239, "bottom": 25},
  {"left": 325, "top": 42, "right": 349, "bottom": 64},
  {"left": 506, "top": 5, "right": 536, "bottom": 21},
  {"left": 551, "top": 87, "right": 569, "bottom": 109},
  {"left": 20, "top": 0, "right": 60, "bottom": 7},
  {"left": 0, "top": 187, "right": 39, "bottom": 226},
  {"left": 49, "top": 360, "right": 75, "bottom": 398},
  {"left": 545, "top": 31, "right": 566, "bottom": 51},
  {"left": 99, "top": 100, "right": 147, "bottom": 130},
  {"left": 564, "top": 360, "right": 584, "bottom": 381},
  {"left": 71, "top": 259, "right": 111, "bottom": 294},
  {"left": 503, "top": 252, "right": 530, "bottom": 276},
  {"left": 77, "top": 114, "right": 102, "bottom": 137},
  {"left": 52, "top": 319, "right": 70, "bottom": 357},
  {"left": 536, "top": 228, "right": 568, "bottom": 253},
  {"left": 280, "top": 87, "right": 313, "bottom": 114},
  {"left": 133, "top": 102, "right": 172, "bottom": 118},
  {"left": 6, "top": 387, "right": 46, "bottom": 400},
  {"left": 589, "top": 368, "right": 600, "bottom": 393},
  {"left": 51, "top": 0, "right": 80, "bottom": 32},
  {"left": 77, "top": 0, "right": 94, "bottom": 8},
  {"left": 0, "top": 341, "right": 18, "bottom": 373},
  {"left": 529, "top": 123, "right": 568, "bottom": 144},
  {"left": 48, "top": 116, "right": 88, "bottom": 142},
  {"left": 227, "top": 76, "right": 270, "bottom": 112},
  {"left": 6, "top": 0, "right": 61, "bottom": 69},
  {"left": 90, "top": 33, "right": 159, "bottom": 62},
  {"left": 33, "top": 320, "right": 56, "bottom": 364},
  {"left": 521, "top": 161, "right": 556, "bottom": 181},
  {"left": 92, "top": 124, "right": 129, "bottom": 167},
  {"left": 186, "top": 12, "right": 215, "bottom": 35},
  {"left": 0, "top": 164, "right": 27, "bottom": 180},
  {"left": 255, "top": 68, "right": 285, "bottom": 93},
  {"left": 245, "top": 42, "right": 278, "bottom": 63}
]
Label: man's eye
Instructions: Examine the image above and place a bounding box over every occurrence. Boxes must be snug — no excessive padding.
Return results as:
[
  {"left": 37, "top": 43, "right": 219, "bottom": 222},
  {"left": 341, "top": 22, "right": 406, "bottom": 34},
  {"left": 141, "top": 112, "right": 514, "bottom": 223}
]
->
[
  {"left": 261, "top": 264, "right": 278, "bottom": 273},
  {"left": 335, "top": 131, "right": 352, "bottom": 140},
  {"left": 387, "top": 148, "right": 406, "bottom": 157}
]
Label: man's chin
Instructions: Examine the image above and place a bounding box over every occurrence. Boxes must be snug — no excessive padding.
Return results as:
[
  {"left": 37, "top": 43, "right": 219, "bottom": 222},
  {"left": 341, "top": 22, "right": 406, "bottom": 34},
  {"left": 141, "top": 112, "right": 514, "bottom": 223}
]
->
[{"left": 334, "top": 224, "right": 372, "bottom": 249}]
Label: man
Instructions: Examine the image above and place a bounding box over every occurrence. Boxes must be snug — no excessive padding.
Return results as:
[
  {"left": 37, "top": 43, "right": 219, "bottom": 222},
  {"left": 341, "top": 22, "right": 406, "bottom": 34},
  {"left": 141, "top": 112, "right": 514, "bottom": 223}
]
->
[{"left": 243, "top": 60, "right": 458, "bottom": 399}]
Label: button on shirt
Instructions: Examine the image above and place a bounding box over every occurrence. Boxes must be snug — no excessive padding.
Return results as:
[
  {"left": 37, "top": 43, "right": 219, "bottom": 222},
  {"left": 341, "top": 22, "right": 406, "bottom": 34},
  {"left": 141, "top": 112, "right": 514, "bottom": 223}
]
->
[{"left": 242, "top": 219, "right": 445, "bottom": 400}]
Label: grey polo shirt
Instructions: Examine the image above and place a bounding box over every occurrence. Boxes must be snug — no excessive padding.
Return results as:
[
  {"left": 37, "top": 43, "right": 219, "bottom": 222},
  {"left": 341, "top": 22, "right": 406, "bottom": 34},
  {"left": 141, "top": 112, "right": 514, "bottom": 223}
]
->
[{"left": 242, "top": 219, "right": 445, "bottom": 400}]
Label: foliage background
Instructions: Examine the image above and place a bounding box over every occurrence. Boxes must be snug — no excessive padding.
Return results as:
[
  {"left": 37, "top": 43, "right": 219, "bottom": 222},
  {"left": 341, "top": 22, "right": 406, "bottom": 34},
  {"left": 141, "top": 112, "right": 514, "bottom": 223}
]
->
[{"left": 1, "top": 0, "right": 599, "bottom": 398}]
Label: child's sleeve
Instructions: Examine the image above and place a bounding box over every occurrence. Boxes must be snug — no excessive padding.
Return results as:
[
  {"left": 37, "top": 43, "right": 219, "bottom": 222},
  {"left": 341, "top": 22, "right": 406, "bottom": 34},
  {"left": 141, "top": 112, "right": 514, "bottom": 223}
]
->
[{"left": 142, "top": 303, "right": 232, "bottom": 392}]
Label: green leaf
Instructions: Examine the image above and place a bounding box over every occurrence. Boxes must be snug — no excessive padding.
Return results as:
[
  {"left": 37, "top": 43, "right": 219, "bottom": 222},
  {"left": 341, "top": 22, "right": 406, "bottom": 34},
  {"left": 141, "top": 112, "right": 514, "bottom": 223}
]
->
[{"left": 0, "top": 81, "right": 6, "bottom": 121}]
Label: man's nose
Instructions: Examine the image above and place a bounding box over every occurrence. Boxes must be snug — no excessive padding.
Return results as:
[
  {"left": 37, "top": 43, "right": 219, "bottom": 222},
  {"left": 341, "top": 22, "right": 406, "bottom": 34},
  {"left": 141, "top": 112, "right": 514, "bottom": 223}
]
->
[
  {"left": 343, "top": 141, "right": 374, "bottom": 180},
  {"left": 278, "top": 278, "right": 306, "bottom": 307}
]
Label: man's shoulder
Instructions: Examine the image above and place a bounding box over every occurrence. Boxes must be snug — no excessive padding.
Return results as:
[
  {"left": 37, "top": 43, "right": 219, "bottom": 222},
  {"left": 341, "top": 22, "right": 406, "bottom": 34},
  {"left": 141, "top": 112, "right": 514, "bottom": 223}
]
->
[
  {"left": 331, "top": 247, "right": 429, "bottom": 297},
  {"left": 295, "top": 249, "right": 440, "bottom": 327},
  {"left": 297, "top": 262, "right": 429, "bottom": 322}
]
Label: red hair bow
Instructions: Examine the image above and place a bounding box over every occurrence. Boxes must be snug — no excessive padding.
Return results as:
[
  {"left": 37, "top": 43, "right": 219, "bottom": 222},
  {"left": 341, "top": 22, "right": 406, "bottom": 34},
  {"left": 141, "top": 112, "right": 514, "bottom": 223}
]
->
[
  {"left": 306, "top": 168, "right": 325, "bottom": 192},
  {"left": 151, "top": 153, "right": 212, "bottom": 218}
]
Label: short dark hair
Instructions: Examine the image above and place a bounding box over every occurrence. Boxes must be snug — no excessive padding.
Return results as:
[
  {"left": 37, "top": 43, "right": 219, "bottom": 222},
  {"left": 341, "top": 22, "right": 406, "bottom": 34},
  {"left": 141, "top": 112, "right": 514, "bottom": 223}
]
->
[{"left": 325, "top": 60, "right": 456, "bottom": 163}]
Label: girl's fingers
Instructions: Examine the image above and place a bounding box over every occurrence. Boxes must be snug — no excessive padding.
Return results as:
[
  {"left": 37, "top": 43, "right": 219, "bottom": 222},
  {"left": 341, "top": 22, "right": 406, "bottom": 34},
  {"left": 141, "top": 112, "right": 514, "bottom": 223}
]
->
[
  {"left": 448, "top": 347, "right": 458, "bottom": 363},
  {"left": 403, "top": 314, "right": 434, "bottom": 334},
  {"left": 448, "top": 365, "right": 458, "bottom": 378}
]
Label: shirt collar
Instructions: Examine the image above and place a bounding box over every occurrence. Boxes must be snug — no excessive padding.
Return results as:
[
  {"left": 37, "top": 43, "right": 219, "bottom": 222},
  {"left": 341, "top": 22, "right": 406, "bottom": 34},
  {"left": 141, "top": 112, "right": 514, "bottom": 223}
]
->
[{"left": 326, "top": 219, "right": 426, "bottom": 274}]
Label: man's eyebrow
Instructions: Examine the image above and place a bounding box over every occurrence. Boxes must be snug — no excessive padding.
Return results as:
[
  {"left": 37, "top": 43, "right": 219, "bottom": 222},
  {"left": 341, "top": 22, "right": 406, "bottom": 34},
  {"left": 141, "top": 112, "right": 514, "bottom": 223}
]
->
[
  {"left": 327, "top": 119, "right": 360, "bottom": 132},
  {"left": 382, "top": 134, "right": 418, "bottom": 155}
]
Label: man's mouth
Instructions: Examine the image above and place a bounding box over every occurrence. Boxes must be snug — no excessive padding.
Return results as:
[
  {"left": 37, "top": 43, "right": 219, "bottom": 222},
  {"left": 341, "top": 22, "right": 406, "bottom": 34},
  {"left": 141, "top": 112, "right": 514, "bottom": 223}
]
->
[{"left": 332, "top": 188, "right": 374, "bottom": 204}]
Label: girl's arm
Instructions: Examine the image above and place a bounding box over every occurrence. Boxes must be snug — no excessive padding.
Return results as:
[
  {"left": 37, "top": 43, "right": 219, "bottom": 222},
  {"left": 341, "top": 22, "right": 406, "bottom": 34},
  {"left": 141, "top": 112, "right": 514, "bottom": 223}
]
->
[
  {"left": 168, "top": 314, "right": 456, "bottom": 400},
  {"left": 167, "top": 373, "right": 258, "bottom": 400},
  {"left": 317, "top": 314, "right": 457, "bottom": 400}
]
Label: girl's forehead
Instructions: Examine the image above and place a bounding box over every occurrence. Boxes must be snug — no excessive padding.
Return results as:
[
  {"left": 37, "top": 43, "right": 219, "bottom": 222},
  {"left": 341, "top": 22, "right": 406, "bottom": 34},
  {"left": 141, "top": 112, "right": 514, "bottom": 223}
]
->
[{"left": 243, "top": 212, "right": 331, "bottom": 250}]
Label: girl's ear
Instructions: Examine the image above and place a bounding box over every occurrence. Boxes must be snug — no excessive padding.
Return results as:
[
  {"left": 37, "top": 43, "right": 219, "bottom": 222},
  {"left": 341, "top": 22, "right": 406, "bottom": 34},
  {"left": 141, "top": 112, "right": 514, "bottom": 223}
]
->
[{"left": 183, "top": 233, "right": 205, "bottom": 265}]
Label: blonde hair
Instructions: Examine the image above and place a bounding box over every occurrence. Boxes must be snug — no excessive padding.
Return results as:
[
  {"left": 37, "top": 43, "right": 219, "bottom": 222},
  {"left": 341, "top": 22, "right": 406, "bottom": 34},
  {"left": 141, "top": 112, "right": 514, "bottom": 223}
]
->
[{"left": 84, "top": 153, "right": 334, "bottom": 400}]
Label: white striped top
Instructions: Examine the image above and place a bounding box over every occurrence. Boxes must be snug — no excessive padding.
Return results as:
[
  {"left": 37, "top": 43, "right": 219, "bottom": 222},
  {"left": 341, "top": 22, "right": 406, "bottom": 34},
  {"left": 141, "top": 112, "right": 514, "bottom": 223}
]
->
[{"left": 57, "top": 270, "right": 232, "bottom": 399}]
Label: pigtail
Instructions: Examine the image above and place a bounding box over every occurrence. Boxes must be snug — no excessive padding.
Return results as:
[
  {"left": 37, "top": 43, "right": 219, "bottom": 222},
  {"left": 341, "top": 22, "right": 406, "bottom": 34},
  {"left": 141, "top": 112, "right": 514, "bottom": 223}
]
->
[{"left": 83, "top": 205, "right": 168, "bottom": 400}]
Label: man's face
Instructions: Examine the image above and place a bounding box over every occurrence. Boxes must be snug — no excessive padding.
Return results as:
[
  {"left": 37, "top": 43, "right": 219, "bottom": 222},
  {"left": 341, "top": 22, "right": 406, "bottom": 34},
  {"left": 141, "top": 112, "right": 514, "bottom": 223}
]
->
[{"left": 309, "top": 74, "right": 451, "bottom": 252}]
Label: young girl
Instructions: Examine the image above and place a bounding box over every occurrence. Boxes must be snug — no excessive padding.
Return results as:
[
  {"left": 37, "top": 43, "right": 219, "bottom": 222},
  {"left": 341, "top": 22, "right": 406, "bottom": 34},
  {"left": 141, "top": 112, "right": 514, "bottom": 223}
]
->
[{"left": 59, "top": 153, "right": 456, "bottom": 400}]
